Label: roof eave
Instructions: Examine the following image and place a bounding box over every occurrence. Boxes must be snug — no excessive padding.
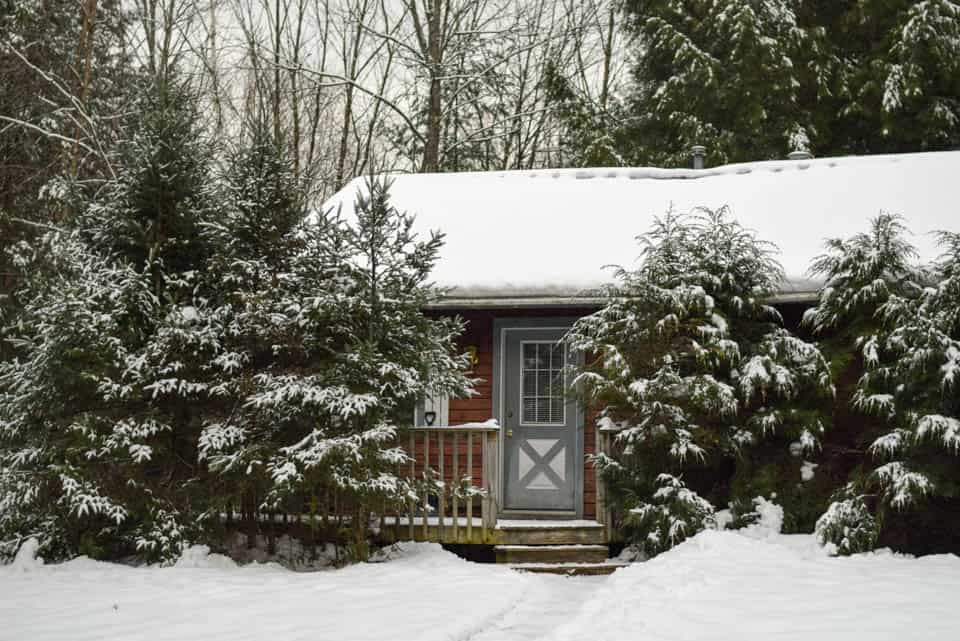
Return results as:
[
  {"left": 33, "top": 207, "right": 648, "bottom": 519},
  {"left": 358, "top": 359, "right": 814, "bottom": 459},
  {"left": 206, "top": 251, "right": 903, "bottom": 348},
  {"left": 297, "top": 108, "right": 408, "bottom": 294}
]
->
[
  {"left": 425, "top": 291, "right": 819, "bottom": 311},
  {"left": 425, "top": 296, "right": 608, "bottom": 310}
]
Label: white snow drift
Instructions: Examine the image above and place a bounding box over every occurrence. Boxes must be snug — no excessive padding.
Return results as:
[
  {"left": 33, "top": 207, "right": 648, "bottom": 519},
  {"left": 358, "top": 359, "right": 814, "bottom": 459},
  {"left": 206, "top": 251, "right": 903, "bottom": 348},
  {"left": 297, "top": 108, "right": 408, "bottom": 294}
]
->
[
  {"left": 554, "top": 531, "right": 960, "bottom": 641},
  {"left": 0, "top": 542, "right": 529, "bottom": 641},
  {"left": 3, "top": 532, "right": 960, "bottom": 641}
]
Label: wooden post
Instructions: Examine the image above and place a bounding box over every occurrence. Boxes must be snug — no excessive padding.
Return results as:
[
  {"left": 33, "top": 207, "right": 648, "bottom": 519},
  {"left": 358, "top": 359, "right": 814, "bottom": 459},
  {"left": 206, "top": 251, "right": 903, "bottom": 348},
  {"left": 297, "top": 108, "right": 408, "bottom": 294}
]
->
[
  {"left": 466, "top": 431, "right": 473, "bottom": 542},
  {"left": 599, "top": 431, "right": 614, "bottom": 531},
  {"left": 607, "top": 434, "right": 615, "bottom": 530},
  {"left": 452, "top": 431, "right": 459, "bottom": 542},
  {"left": 394, "top": 463, "right": 401, "bottom": 541},
  {"left": 408, "top": 432, "right": 415, "bottom": 541},
  {"left": 596, "top": 428, "right": 605, "bottom": 532},
  {"left": 481, "top": 430, "right": 499, "bottom": 538},
  {"left": 422, "top": 430, "right": 430, "bottom": 541},
  {"left": 322, "top": 488, "right": 330, "bottom": 538},
  {"left": 438, "top": 430, "right": 445, "bottom": 541}
]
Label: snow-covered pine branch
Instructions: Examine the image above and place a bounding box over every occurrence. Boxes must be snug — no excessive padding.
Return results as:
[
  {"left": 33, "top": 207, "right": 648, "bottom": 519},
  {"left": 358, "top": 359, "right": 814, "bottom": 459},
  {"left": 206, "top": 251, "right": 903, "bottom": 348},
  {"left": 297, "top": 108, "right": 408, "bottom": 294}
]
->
[
  {"left": 567, "top": 206, "right": 833, "bottom": 553},
  {"left": 808, "top": 214, "right": 960, "bottom": 551}
]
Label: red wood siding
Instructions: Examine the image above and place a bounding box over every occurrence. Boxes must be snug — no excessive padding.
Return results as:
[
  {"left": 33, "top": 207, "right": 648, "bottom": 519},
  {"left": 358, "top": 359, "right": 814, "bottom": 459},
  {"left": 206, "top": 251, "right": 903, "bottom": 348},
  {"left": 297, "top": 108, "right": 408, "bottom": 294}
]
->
[
  {"left": 449, "top": 311, "right": 495, "bottom": 424},
  {"left": 425, "top": 308, "right": 599, "bottom": 520}
]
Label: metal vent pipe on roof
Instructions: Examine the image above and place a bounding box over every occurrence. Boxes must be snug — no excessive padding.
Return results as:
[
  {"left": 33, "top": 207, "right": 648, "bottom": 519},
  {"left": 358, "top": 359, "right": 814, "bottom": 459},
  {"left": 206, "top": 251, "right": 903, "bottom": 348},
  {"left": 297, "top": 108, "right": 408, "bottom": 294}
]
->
[
  {"left": 691, "top": 145, "right": 706, "bottom": 170},
  {"left": 788, "top": 150, "right": 813, "bottom": 160}
]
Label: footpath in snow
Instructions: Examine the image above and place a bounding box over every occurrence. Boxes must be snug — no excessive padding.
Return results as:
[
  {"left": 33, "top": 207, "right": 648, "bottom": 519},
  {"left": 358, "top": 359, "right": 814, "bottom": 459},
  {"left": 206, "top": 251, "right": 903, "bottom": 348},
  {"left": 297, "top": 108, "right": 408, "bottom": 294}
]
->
[
  {"left": 3, "top": 528, "right": 960, "bottom": 641},
  {"left": 466, "top": 573, "right": 604, "bottom": 641}
]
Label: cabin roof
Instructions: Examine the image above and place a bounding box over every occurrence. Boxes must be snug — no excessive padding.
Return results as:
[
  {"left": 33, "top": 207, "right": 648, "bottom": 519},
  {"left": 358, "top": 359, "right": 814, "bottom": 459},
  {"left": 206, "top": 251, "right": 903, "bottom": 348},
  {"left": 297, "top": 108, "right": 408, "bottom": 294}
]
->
[{"left": 323, "top": 151, "right": 960, "bottom": 308}]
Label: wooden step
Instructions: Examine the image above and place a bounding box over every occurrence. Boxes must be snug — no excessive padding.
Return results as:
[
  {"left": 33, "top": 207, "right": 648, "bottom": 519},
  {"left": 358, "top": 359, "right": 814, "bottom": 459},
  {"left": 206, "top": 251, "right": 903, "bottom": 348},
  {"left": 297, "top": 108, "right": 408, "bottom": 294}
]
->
[
  {"left": 509, "top": 562, "right": 630, "bottom": 576},
  {"left": 495, "top": 520, "right": 606, "bottom": 545},
  {"left": 495, "top": 544, "right": 608, "bottom": 564}
]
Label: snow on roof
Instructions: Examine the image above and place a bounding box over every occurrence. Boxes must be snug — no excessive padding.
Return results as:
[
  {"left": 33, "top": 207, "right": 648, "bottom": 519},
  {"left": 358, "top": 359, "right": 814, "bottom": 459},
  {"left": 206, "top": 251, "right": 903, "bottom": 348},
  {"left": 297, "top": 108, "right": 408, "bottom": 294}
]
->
[{"left": 323, "top": 151, "right": 960, "bottom": 305}]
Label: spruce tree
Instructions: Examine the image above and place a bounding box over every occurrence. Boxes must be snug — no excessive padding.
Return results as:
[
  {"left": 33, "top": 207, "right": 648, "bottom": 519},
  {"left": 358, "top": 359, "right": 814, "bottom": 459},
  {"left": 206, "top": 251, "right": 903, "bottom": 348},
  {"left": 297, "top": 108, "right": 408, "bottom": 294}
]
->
[
  {"left": 192, "top": 126, "right": 328, "bottom": 549},
  {"left": 551, "top": 1, "right": 959, "bottom": 166},
  {"left": 0, "top": 78, "right": 220, "bottom": 562},
  {"left": 567, "top": 206, "right": 833, "bottom": 554},
  {"left": 0, "top": 232, "right": 160, "bottom": 560},
  {"left": 841, "top": 0, "right": 960, "bottom": 154},
  {"left": 615, "top": 0, "right": 826, "bottom": 166},
  {"left": 200, "top": 177, "right": 474, "bottom": 560},
  {"left": 1, "top": 0, "right": 133, "bottom": 365},
  {"left": 810, "top": 216, "right": 960, "bottom": 553}
]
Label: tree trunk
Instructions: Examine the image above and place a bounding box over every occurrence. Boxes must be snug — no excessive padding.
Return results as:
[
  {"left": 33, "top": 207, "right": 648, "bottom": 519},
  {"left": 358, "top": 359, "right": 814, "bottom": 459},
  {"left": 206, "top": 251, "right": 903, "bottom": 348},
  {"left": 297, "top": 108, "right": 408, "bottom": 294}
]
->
[
  {"left": 599, "top": 3, "right": 615, "bottom": 112},
  {"left": 353, "top": 505, "right": 369, "bottom": 561},
  {"left": 421, "top": 0, "right": 442, "bottom": 173},
  {"left": 70, "top": 0, "right": 99, "bottom": 183},
  {"left": 273, "top": 0, "right": 283, "bottom": 145},
  {"left": 336, "top": 84, "right": 355, "bottom": 188},
  {"left": 208, "top": 0, "right": 223, "bottom": 133}
]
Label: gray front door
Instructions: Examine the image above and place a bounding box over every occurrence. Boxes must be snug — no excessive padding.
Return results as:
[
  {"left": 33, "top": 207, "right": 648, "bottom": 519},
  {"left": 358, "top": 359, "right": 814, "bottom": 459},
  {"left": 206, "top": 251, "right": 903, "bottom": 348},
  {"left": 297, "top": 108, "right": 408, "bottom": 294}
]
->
[{"left": 502, "top": 328, "right": 579, "bottom": 512}]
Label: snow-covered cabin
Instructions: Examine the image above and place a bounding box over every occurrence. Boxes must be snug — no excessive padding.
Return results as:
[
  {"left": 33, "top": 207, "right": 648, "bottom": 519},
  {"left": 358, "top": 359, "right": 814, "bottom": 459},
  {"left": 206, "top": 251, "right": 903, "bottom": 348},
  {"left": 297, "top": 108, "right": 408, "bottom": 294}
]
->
[{"left": 325, "top": 151, "right": 959, "bottom": 558}]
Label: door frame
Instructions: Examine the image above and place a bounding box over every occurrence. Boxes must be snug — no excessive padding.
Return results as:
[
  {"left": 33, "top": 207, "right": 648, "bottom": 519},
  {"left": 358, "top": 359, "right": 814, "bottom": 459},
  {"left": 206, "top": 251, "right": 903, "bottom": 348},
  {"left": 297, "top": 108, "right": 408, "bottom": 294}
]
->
[{"left": 492, "top": 317, "right": 584, "bottom": 518}]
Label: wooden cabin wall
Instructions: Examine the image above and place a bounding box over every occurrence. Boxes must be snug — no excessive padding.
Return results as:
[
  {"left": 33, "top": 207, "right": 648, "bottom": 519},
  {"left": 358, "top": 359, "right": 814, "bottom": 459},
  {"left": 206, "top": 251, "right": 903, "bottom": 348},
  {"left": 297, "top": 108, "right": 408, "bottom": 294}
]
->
[
  {"left": 423, "top": 299, "right": 814, "bottom": 523},
  {"left": 428, "top": 308, "right": 599, "bottom": 520}
]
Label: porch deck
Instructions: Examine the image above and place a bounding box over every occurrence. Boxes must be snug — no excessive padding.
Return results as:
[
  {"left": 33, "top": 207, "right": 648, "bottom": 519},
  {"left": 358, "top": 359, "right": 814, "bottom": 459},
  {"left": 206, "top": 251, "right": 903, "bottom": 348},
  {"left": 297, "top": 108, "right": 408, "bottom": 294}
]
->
[
  {"left": 376, "top": 516, "right": 607, "bottom": 545},
  {"left": 378, "top": 424, "right": 615, "bottom": 547}
]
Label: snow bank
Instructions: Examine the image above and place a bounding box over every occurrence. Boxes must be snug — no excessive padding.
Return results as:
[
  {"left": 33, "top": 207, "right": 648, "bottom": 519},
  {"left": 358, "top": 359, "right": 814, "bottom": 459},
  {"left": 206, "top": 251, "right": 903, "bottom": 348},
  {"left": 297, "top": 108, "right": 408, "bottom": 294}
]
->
[
  {"left": 7, "top": 538, "right": 44, "bottom": 573},
  {"left": 0, "top": 541, "right": 529, "bottom": 641},
  {"left": 324, "top": 152, "right": 960, "bottom": 298},
  {"left": 5, "top": 533, "right": 959, "bottom": 640},
  {"left": 555, "top": 529, "right": 960, "bottom": 641},
  {"left": 740, "top": 496, "right": 784, "bottom": 539},
  {"left": 173, "top": 545, "right": 237, "bottom": 569}
]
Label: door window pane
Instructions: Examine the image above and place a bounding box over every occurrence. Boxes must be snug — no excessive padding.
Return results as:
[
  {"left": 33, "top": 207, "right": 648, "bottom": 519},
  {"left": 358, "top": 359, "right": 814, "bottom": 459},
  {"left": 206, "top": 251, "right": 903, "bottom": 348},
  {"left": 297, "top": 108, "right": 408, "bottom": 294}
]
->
[{"left": 520, "top": 341, "right": 566, "bottom": 424}]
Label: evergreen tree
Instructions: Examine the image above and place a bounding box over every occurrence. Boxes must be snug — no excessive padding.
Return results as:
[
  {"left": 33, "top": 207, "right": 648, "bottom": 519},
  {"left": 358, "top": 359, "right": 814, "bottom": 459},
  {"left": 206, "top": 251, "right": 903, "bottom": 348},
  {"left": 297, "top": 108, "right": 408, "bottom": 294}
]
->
[
  {"left": 552, "top": 1, "right": 959, "bottom": 167},
  {"left": 200, "top": 177, "right": 474, "bottom": 560},
  {"left": 614, "top": 0, "right": 827, "bottom": 166},
  {"left": 808, "top": 215, "right": 960, "bottom": 554},
  {"left": 815, "top": 483, "right": 878, "bottom": 555},
  {"left": 839, "top": 0, "right": 960, "bottom": 154},
  {"left": 567, "top": 207, "right": 833, "bottom": 553},
  {"left": 0, "top": 79, "right": 221, "bottom": 562},
  {"left": 1, "top": 0, "right": 133, "bottom": 363},
  {"left": 543, "top": 59, "right": 631, "bottom": 167},
  {"left": 191, "top": 127, "right": 337, "bottom": 549},
  {"left": 622, "top": 473, "right": 717, "bottom": 556},
  {"left": 0, "top": 0, "right": 131, "bottom": 218},
  {"left": 0, "top": 229, "right": 188, "bottom": 560},
  {"left": 77, "top": 79, "right": 218, "bottom": 291}
]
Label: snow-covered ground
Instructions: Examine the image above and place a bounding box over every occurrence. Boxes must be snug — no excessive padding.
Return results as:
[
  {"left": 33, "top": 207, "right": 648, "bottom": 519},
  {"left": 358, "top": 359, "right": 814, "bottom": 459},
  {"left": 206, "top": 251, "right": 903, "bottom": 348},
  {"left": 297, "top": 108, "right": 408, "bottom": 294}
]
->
[
  {"left": 555, "top": 531, "right": 960, "bottom": 641},
  {"left": 4, "top": 531, "right": 960, "bottom": 641},
  {"left": 0, "top": 542, "right": 529, "bottom": 641}
]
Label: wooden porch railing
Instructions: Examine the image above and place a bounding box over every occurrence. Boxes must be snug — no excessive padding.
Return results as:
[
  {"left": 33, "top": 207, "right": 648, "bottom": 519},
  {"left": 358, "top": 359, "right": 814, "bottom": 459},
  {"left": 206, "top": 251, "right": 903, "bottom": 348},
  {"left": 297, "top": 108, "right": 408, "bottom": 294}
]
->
[
  {"left": 223, "top": 420, "right": 620, "bottom": 550},
  {"left": 596, "top": 425, "right": 617, "bottom": 533},
  {"left": 381, "top": 421, "right": 500, "bottom": 544}
]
